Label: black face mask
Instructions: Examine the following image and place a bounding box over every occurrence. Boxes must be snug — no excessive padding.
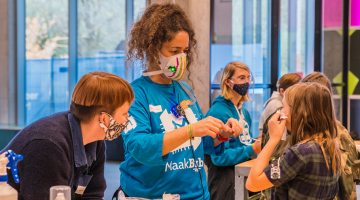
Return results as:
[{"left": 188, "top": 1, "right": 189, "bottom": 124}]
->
[{"left": 232, "top": 82, "right": 250, "bottom": 96}]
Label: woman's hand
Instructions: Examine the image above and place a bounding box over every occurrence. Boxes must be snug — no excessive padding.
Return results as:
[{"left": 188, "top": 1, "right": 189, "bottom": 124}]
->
[
  {"left": 192, "top": 116, "right": 229, "bottom": 138},
  {"left": 219, "top": 118, "right": 243, "bottom": 138},
  {"left": 268, "top": 112, "right": 287, "bottom": 142}
]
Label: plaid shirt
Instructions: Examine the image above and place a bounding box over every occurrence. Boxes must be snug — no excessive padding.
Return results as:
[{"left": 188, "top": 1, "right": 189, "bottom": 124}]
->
[
  {"left": 264, "top": 140, "right": 339, "bottom": 200},
  {"left": 261, "top": 112, "right": 358, "bottom": 200}
]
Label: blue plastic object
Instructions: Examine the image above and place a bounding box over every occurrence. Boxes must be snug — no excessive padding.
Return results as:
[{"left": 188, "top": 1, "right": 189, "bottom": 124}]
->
[
  {"left": 5, "top": 150, "right": 23, "bottom": 183},
  {"left": 171, "top": 105, "right": 181, "bottom": 119}
]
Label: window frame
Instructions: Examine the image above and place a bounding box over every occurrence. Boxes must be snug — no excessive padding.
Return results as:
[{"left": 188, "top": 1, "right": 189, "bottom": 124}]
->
[{"left": 15, "top": 0, "right": 138, "bottom": 126}]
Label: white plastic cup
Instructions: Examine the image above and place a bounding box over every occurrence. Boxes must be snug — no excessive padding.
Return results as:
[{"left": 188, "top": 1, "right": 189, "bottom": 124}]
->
[{"left": 50, "top": 185, "right": 71, "bottom": 200}]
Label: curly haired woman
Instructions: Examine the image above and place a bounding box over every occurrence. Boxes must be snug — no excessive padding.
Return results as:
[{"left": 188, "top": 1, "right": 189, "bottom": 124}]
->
[{"left": 117, "top": 3, "right": 243, "bottom": 200}]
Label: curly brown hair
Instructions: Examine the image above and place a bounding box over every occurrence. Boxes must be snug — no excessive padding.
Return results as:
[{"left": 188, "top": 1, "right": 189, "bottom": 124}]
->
[{"left": 126, "top": 3, "right": 197, "bottom": 80}]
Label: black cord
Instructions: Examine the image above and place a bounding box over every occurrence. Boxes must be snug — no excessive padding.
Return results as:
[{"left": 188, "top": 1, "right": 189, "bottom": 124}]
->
[
  {"left": 190, "top": 139, "right": 205, "bottom": 200},
  {"left": 184, "top": 115, "right": 205, "bottom": 200}
]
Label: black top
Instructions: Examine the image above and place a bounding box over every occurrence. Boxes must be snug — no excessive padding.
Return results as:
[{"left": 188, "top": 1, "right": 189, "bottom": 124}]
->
[{"left": 1, "top": 111, "right": 106, "bottom": 200}]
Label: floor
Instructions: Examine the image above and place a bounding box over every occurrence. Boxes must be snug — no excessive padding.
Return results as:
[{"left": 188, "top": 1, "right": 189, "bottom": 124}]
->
[
  {"left": 104, "top": 161, "right": 360, "bottom": 200},
  {"left": 104, "top": 161, "right": 121, "bottom": 200}
]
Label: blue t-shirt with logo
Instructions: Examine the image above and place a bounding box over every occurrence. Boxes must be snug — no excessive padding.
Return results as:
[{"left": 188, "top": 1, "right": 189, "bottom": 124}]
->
[{"left": 120, "top": 76, "right": 224, "bottom": 200}]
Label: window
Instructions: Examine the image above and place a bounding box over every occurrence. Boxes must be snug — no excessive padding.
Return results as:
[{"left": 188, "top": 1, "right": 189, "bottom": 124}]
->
[
  {"left": 77, "top": 1, "right": 126, "bottom": 80},
  {"left": 279, "top": 0, "right": 315, "bottom": 77},
  {"left": 211, "top": 0, "right": 271, "bottom": 138},
  {"left": 22, "top": 0, "right": 146, "bottom": 125},
  {"left": 25, "top": 0, "right": 69, "bottom": 124}
]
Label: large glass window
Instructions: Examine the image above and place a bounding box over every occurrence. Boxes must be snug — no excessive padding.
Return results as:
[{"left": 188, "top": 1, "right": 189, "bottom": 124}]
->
[
  {"left": 24, "top": 0, "right": 145, "bottom": 125},
  {"left": 77, "top": 0, "right": 127, "bottom": 81},
  {"left": 211, "top": 0, "right": 271, "bottom": 138},
  {"left": 279, "top": 0, "right": 314, "bottom": 77},
  {"left": 25, "top": 0, "right": 69, "bottom": 124},
  {"left": 133, "top": 0, "right": 147, "bottom": 80}
]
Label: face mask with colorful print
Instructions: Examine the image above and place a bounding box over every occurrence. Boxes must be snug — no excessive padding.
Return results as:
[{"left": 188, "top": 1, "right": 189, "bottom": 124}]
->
[
  {"left": 142, "top": 53, "right": 187, "bottom": 81},
  {"left": 99, "top": 112, "right": 129, "bottom": 141}
]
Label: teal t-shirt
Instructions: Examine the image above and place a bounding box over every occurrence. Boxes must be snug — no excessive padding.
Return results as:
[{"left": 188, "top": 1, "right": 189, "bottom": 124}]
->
[{"left": 120, "top": 76, "right": 223, "bottom": 200}]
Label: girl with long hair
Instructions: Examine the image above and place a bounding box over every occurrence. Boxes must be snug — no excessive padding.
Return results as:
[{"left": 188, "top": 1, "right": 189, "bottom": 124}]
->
[{"left": 246, "top": 83, "right": 341, "bottom": 200}]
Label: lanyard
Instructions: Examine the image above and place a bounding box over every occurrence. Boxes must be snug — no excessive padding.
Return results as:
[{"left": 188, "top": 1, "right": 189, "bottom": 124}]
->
[{"left": 234, "top": 104, "right": 252, "bottom": 145}]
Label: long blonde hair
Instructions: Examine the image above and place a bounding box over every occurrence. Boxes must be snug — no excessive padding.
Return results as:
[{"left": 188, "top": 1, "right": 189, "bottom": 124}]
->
[
  {"left": 285, "top": 82, "right": 340, "bottom": 174},
  {"left": 220, "top": 62, "right": 251, "bottom": 104}
]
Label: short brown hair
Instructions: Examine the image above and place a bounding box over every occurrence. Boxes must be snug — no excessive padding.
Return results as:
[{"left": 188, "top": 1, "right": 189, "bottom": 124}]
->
[
  {"left": 285, "top": 83, "right": 340, "bottom": 174},
  {"left": 277, "top": 73, "right": 301, "bottom": 91},
  {"left": 301, "top": 72, "right": 332, "bottom": 95},
  {"left": 220, "top": 62, "right": 252, "bottom": 104},
  {"left": 70, "top": 72, "right": 134, "bottom": 123}
]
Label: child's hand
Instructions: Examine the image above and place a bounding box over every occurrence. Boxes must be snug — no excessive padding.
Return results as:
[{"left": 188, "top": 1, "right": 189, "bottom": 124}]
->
[{"left": 268, "top": 112, "right": 287, "bottom": 142}]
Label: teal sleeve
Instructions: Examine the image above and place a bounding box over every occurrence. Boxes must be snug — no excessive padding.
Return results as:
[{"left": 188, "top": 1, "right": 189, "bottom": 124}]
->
[
  {"left": 211, "top": 142, "right": 255, "bottom": 166},
  {"left": 122, "top": 86, "right": 169, "bottom": 166},
  {"left": 203, "top": 136, "right": 224, "bottom": 156}
]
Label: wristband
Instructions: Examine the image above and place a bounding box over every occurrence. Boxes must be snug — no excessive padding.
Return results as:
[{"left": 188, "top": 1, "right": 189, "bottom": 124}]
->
[
  {"left": 216, "top": 133, "right": 231, "bottom": 142},
  {"left": 188, "top": 124, "right": 194, "bottom": 140},
  {"left": 252, "top": 143, "right": 259, "bottom": 154}
]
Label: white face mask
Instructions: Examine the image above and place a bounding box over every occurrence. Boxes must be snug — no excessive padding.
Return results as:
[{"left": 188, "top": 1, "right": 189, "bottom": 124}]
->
[{"left": 142, "top": 53, "right": 187, "bottom": 81}]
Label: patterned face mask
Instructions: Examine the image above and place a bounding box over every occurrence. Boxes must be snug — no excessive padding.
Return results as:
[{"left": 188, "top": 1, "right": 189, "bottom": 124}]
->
[
  {"left": 99, "top": 112, "right": 129, "bottom": 141},
  {"left": 230, "top": 80, "right": 250, "bottom": 97}
]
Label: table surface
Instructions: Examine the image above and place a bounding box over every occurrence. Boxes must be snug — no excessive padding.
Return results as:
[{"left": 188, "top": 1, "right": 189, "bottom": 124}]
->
[{"left": 236, "top": 159, "right": 255, "bottom": 168}]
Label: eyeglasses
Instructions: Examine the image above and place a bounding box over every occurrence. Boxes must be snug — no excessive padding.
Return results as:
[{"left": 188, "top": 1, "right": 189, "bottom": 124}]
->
[{"left": 230, "top": 76, "right": 253, "bottom": 83}]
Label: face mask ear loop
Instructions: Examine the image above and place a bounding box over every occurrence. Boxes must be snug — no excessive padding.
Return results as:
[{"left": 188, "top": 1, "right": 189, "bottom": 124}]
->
[
  {"left": 142, "top": 70, "right": 164, "bottom": 76},
  {"left": 229, "top": 79, "right": 235, "bottom": 90},
  {"left": 177, "top": 81, "right": 197, "bottom": 106}
]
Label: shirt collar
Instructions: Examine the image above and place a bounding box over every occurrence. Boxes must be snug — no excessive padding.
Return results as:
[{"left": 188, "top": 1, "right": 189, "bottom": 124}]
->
[{"left": 68, "top": 113, "right": 97, "bottom": 168}]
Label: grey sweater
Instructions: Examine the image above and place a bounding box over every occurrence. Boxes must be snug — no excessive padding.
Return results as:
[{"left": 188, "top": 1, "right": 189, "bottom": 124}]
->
[{"left": 258, "top": 91, "right": 283, "bottom": 133}]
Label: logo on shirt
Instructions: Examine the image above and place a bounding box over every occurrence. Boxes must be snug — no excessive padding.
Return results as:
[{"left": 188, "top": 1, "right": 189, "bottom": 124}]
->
[
  {"left": 124, "top": 105, "right": 202, "bottom": 155},
  {"left": 165, "top": 157, "right": 204, "bottom": 172},
  {"left": 159, "top": 108, "right": 201, "bottom": 154},
  {"left": 124, "top": 116, "right": 137, "bottom": 134}
]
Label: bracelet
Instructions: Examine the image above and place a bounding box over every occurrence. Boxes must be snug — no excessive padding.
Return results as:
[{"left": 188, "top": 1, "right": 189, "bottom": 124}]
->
[
  {"left": 252, "top": 143, "right": 259, "bottom": 154},
  {"left": 216, "top": 133, "right": 230, "bottom": 142},
  {"left": 188, "top": 124, "right": 194, "bottom": 140}
]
